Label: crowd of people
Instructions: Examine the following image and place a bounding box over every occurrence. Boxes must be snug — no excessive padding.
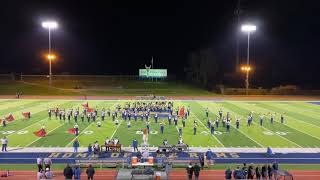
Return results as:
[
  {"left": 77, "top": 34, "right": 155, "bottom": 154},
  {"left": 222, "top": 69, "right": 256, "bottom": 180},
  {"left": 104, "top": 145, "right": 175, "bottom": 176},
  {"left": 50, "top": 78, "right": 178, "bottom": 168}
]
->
[{"left": 225, "top": 162, "right": 279, "bottom": 180}]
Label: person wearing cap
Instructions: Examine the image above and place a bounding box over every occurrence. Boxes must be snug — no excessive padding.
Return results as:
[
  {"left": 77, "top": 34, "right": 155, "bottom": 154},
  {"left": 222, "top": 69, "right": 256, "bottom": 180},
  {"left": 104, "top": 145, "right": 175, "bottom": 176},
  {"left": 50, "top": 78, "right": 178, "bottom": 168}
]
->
[
  {"left": 205, "top": 148, "right": 214, "bottom": 166},
  {"left": 44, "top": 157, "right": 52, "bottom": 171}
]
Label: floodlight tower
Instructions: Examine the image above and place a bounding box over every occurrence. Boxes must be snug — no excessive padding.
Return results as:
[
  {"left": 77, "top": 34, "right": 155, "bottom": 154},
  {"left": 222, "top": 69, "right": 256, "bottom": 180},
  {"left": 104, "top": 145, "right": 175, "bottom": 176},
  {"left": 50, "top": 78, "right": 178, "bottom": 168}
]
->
[
  {"left": 241, "top": 24, "right": 256, "bottom": 95},
  {"left": 42, "top": 21, "right": 58, "bottom": 86}
]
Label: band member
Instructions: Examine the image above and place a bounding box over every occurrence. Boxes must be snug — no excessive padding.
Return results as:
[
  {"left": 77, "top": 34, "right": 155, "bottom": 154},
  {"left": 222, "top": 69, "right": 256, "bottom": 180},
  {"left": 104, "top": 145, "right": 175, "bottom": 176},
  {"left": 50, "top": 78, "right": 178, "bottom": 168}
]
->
[
  {"left": 81, "top": 112, "right": 85, "bottom": 123},
  {"left": 270, "top": 113, "right": 274, "bottom": 124},
  {"left": 210, "top": 122, "right": 215, "bottom": 135},
  {"left": 222, "top": 117, "right": 226, "bottom": 127},
  {"left": 215, "top": 117, "right": 219, "bottom": 128},
  {"left": 101, "top": 110, "right": 105, "bottom": 121},
  {"left": 2, "top": 117, "right": 6, "bottom": 127},
  {"left": 140, "top": 113, "right": 144, "bottom": 121},
  {"left": 114, "top": 118, "right": 119, "bottom": 126},
  {"left": 207, "top": 118, "right": 211, "bottom": 128},
  {"left": 205, "top": 107, "right": 209, "bottom": 118},
  {"left": 260, "top": 114, "right": 264, "bottom": 126},
  {"left": 146, "top": 121, "right": 150, "bottom": 134},
  {"left": 92, "top": 112, "right": 96, "bottom": 122},
  {"left": 107, "top": 108, "right": 111, "bottom": 117},
  {"left": 194, "top": 123, "right": 197, "bottom": 135},
  {"left": 281, "top": 113, "right": 285, "bottom": 124},
  {"left": 74, "top": 110, "right": 78, "bottom": 123},
  {"left": 236, "top": 117, "right": 240, "bottom": 129},
  {"left": 112, "top": 112, "right": 116, "bottom": 121},
  {"left": 168, "top": 114, "right": 172, "bottom": 125},
  {"left": 54, "top": 108, "right": 59, "bottom": 119},
  {"left": 127, "top": 120, "right": 131, "bottom": 128},
  {"left": 154, "top": 113, "right": 158, "bottom": 123},
  {"left": 182, "top": 117, "right": 186, "bottom": 127},
  {"left": 97, "top": 121, "right": 101, "bottom": 128},
  {"left": 62, "top": 110, "right": 66, "bottom": 121},
  {"left": 174, "top": 116, "right": 178, "bottom": 126},
  {"left": 74, "top": 124, "right": 79, "bottom": 136},
  {"left": 178, "top": 125, "right": 183, "bottom": 136},
  {"left": 160, "top": 121, "right": 165, "bottom": 134},
  {"left": 134, "top": 112, "right": 138, "bottom": 121},
  {"left": 226, "top": 120, "right": 231, "bottom": 132},
  {"left": 67, "top": 110, "right": 71, "bottom": 123},
  {"left": 48, "top": 109, "right": 52, "bottom": 119},
  {"left": 87, "top": 113, "right": 91, "bottom": 123},
  {"left": 219, "top": 109, "right": 223, "bottom": 119}
]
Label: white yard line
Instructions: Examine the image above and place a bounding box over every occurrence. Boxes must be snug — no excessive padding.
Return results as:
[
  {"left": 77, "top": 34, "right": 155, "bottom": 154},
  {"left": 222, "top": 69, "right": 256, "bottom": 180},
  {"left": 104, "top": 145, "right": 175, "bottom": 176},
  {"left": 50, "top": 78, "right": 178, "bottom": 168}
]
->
[
  {"left": 205, "top": 103, "right": 303, "bottom": 148},
  {"left": 65, "top": 123, "right": 94, "bottom": 147},
  {"left": 25, "top": 123, "right": 65, "bottom": 147},
  {"left": 198, "top": 103, "right": 265, "bottom": 148},
  {"left": 110, "top": 120, "right": 123, "bottom": 139},
  {"left": 189, "top": 111, "right": 225, "bottom": 147}
]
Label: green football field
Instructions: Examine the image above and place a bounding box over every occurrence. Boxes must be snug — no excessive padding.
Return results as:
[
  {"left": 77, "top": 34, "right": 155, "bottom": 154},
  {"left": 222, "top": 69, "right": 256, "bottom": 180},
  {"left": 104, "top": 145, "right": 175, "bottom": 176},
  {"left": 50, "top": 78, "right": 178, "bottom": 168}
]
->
[{"left": 0, "top": 99, "right": 320, "bottom": 148}]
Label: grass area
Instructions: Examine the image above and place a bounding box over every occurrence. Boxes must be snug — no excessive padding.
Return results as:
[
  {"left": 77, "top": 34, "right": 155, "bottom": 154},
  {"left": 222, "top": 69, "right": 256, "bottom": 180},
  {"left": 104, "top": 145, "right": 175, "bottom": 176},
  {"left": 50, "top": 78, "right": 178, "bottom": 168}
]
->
[
  {"left": 0, "top": 78, "right": 215, "bottom": 96},
  {"left": 0, "top": 100, "right": 320, "bottom": 148},
  {"left": 0, "top": 164, "right": 319, "bottom": 171}
]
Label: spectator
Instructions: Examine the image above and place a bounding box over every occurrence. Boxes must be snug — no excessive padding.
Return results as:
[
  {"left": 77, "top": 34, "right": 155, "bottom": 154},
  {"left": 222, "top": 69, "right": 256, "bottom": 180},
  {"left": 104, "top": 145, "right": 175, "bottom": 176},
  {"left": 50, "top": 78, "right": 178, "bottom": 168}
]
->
[
  {"left": 198, "top": 154, "right": 204, "bottom": 170},
  {"left": 255, "top": 165, "right": 261, "bottom": 179},
  {"left": 132, "top": 138, "right": 138, "bottom": 152},
  {"left": 44, "top": 168, "right": 53, "bottom": 179},
  {"left": 225, "top": 167, "right": 232, "bottom": 180},
  {"left": 242, "top": 163, "right": 248, "bottom": 178},
  {"left": 73, "top": 139, "right": 80, "bottom": 153},
  {"left": 44, "top": 157, "right": 52, "bottom": 171},
  {"left": 267, "top": 147, "right": 273, "bottom": 157},
  {"left": 36, "top": 156, "right": 43, "bottom": 172},
  {"left": 205, "top": 149, "right": 214, "bottom": 166},
  {"left": 233, "top": 166, "right": 243, "bottom": 179},
  {"left": 93, "top": 141, "right": 100, "bottom": 155},
  {"left": 1, "top": 136, "right": 8, "bottom": 152},
  {"left": 63, "top": 164, "right": 73, "bottom": 180},
  {"left": 267, "top": 165, "right": 273, "bottom": 180},
  {"left": 186, "top": 162, "right": 194, "bottom": 180},
  {"left": 272, "top": 161, "right": 279, "bottom": 179},
  {"left": 37, "top": 169, "right": 44, "bottom": 180},
  {"left": 193, "top": 163, "right": 201, "bottom": 180},
  {"left": 248, "top": 163, "right": 255, "bottom": 179},
  {"left": 136, "top": 150, "right": 142, "bottom": 161},
  {"left": 86, "top": 164, "right": 95, "bottom": 180},
  {"left": 73, "top": 165, "right": 81, "bottom": 180},
  {"left": 88, "top": 144, "right": 93, "bottom": 159},
  {"left": 261, "top": 165, "right": 267, "bottom": 179}
]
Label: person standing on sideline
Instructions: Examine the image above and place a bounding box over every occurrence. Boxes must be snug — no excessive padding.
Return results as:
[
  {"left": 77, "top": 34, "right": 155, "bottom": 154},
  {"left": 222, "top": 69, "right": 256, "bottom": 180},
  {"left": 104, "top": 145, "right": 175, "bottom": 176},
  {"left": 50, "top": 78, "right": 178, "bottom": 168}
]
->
[
  {"left": 73, "top": 139, "right": 80, "bottom": 153},
  {"left": 1, "top": 136, "right": 8, "bottom": 152},
  {"left": 132, "top": 138, "right": 138, "bottom": 152},
  {"left": 86, "top": 164, "right": 95, "bottom": 180},
  {"left": 73, "top": 165, "right": 81, "bottom": 180},
  {"left": 63, "top": 164, "right": 73, "bottom": 180},
  {"left": 88, "top": 144, "right": 93, "bottom": 159},
  {"left": 36, "top": 156, "right": 43, "bottom": 172},
  {"left": 186, "top": 163, "right": 193, "bottom": 180},
  {"left": 193, "top": 163, "right": 201, "bottom": 180},
  {"left": 44, "top": 157, "right": 52, "bottom": 171},
  {"left": 225, "top": 167, "right": 232, "bottom": 180}
]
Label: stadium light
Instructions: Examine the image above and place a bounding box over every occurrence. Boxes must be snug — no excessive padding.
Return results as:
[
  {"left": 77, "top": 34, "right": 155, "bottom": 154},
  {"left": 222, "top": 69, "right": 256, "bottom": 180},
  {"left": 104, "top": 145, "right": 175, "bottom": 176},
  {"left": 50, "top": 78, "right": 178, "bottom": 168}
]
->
[
  {"left": 241, "top": 23, "right": 256, "bottom": 95},
  {"left": 47, "top": 54, "right": 56, "bottom": 61},
  {"left": 42, "top": 21, "right": 58, "bottom": 86}
]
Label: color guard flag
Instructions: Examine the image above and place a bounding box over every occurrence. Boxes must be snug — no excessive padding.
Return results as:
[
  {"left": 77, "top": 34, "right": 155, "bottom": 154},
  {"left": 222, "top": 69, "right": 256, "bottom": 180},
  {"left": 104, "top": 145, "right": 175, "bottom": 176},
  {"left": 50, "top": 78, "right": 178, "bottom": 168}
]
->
[
  {"left": 68, "top": 128, "right": 76, "bottom": 135},
  {"left": 34, "top": 129, "right": 46, "bottom": 137},
  {"left": 6, "top": 114, "right": 14, "bottom": 122},
  {"left": 82, "top": 102, "right": 89, "bottom": 108},
  {"left": 87, "top": 108, "right": 94, "bottom": 113},
  {"left": 179, "top": 106, "right": 185, "bottom": 117},
  {"left": 22, "top": 112, "right": 31, "bottom": 119}
]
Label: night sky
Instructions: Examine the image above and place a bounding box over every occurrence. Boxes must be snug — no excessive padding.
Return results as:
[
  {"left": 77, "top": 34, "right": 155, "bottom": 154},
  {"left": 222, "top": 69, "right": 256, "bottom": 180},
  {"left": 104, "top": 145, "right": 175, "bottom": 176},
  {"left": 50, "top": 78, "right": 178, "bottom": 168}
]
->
[{"left": 0, "top": 0, "right": 319, "bottom": 88}]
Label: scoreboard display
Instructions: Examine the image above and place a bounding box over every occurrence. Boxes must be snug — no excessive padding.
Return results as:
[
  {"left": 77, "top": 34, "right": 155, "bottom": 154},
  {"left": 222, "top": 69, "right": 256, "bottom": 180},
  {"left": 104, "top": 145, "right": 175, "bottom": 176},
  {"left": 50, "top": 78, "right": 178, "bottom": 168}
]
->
[{"left": 139, "top": 69, "right": 167, "bottom": 78}]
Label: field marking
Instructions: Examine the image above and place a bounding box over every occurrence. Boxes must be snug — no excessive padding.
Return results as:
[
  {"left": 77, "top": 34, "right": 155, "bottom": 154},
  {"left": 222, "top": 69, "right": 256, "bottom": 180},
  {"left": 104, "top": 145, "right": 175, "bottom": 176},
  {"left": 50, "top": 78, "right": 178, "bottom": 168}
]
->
[
  {"left": 242, "top": 102, "right": 320, "bottom": 141},
  {"left": 25, "top": 123, "right": 65, "bottom": 147},
  {"left": 197, "top": 102, "right": 265, "bottom": 148},
  {"left": 218, "top": 102, "right": 304, "bottom": 148},
  {"left": 65, "top": 123, "right": 94, "bottom": 147},
  {"left": 110, "top": 120, "right": 123, "bottom": 139},
  {"left": 186, "top": 107, "right": 225, "bottom": 147},
  {"left": 65, "top": 101, "right": 118, "bottom": 147}
]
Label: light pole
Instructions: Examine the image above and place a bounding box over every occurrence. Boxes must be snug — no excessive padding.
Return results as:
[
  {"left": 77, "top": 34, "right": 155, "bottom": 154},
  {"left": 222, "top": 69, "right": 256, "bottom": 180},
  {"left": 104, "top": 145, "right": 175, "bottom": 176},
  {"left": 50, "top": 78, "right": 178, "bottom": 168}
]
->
[
  {"left": 241, "top": 24, "right": 256, "bottom": 95},
  {"left": 42, "top": 21, "right": 58, "bottom": 86}
]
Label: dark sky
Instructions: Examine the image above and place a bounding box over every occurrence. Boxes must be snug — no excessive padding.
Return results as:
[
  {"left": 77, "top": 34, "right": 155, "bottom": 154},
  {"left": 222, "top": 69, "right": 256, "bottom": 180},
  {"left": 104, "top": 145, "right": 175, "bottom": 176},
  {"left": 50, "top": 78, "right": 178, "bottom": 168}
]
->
[{"left": 0, "top": 0, "right": 320, "bottom": 87}]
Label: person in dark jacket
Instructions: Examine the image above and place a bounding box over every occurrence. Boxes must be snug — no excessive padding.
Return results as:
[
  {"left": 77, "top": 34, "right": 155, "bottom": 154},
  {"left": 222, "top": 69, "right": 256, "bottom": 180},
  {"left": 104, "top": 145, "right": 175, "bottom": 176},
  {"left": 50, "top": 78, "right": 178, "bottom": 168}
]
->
[
  {"left": 255, "top": 166, "right": 261, "bottom": 179},
  {"left": 247, "top": 164, "right": 255, "bottom": 179},
  {"left": 73, "top": 165, "right": 81, "bottom": 180},
  {"left": 267, "top": 165, "right": 273, "bottom": 180},
  {"left": 193, "top": 163, "right": 201, "bottom": 180},
  {"left": 233, "top": 166, "right": 244, "bottom": 179},
  {"left": 225, "top": 167, "right": 232, "bottom": 180},
  {"left": 86, "top": 164, "right": 95, "bottom": 180},
  {"left": 199, "top": 155, "right": 205, "bottom": 170},
  {"left": 186, "top": 163, "right": 194, "bottom": 180},
  {"left": 261, "top": 165, "right": 267, "bottom": 180},
  {"left": 242, "top": 163, "right": 248, "bottom": 179},
  {"left": 63, "top": 164, "right": 73, "bottom": 180}
]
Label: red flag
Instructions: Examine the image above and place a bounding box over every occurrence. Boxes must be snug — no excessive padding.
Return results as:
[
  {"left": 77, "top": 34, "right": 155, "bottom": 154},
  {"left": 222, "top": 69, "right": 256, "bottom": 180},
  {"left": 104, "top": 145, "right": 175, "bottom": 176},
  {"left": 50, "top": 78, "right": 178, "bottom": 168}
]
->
[
  {"left": 6, "top": 114, "right": 14, "bottom": 122},
  {"left": 87, "top": 108, "right": 94, "bottom": 113},
  {"left": 82, "top": 102, "right": 89, "bottom": 108},
  {"left": 34, "top": 129, "right": 46, "bottom": 137},
  {"left": 179, "top": 107, "right": 185, "bottom": 117},
  {"left": 68, "top": 128, "right": 76, "bottom": 135},
  {"left": 22, "top": 112, "right": 30, "bottom": 119}
]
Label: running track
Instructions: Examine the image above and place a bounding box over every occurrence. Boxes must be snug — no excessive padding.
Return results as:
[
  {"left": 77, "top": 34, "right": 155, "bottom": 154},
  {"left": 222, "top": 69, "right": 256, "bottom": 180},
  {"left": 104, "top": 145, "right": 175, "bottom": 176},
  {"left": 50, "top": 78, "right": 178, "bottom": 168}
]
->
[{"left": 1, "top": 170, "right": 320, "bottom": 180}]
